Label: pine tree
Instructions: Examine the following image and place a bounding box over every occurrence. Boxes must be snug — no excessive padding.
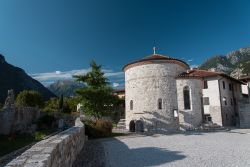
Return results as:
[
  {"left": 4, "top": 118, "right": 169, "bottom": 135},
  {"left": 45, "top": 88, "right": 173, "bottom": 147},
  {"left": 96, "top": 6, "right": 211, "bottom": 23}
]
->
[{"left": 73, "top": 60, "right": 117, "bottom": 119}]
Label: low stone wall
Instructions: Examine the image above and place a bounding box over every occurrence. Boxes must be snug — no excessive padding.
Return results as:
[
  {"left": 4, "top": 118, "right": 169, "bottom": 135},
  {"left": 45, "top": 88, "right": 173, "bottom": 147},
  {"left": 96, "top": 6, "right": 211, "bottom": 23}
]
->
[{"left": 6, "top": 118, "right": 86, "bottom": 167}]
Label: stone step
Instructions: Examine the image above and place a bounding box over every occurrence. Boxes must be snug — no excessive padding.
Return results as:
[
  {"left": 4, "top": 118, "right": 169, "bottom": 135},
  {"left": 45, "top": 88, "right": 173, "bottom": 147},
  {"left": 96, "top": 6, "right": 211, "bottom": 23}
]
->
[
  {"left": 117, "top": 125, "right": 126, "bottom": 129},
  {"left": 116, "top": 119, "right": 126, "bottom": 129},
  {"left": 117, "top": 121, "right": 126, "bottom": 125}
]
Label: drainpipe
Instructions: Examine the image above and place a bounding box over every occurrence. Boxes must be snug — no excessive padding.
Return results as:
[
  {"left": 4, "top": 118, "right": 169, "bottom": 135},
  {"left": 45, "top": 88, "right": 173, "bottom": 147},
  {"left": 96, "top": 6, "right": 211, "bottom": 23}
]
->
[
  {"left": 218, "top": 77, "right": 224, "bottom": 126},
  {"left": 201, "top": 78, "right": 205, "bottom": 123},
  {"left": 231, "top": 81, "right": 237, "bottom": 126}
]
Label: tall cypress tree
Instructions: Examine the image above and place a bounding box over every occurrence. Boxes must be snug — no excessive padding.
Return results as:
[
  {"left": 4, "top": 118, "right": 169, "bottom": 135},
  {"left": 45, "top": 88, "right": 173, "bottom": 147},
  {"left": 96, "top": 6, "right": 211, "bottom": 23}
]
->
[{"left": 59, "top": 94, "right": 64, "bottom": 112}]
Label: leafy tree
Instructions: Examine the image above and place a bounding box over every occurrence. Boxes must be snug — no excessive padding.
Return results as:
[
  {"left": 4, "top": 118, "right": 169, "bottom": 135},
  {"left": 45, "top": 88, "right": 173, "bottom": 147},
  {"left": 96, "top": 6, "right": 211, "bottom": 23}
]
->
[
  {"left": 16, "top": 90, "right": 44, "bottom": 108},
  {"left": 44, "top": 98, "right": 59, "bottom": 112},
  {"left": 65, "top": 96, "right": 82, "bottom": 113},
  {"left": 74, "top": 60, "right": 118, "bottom": 119},
  {"left": 44, "top": 96, "right": 81, "bottom": 114}
]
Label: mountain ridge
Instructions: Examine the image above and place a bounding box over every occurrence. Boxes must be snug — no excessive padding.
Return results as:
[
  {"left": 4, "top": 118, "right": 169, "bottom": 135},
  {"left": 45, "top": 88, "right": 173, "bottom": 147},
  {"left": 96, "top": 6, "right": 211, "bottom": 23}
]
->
[
  {"left": 47, "top": 80, "right": 85, "bottom": 97},
  {"left": 199, "top": 46, "right": 250, "bottom": 78},
  {"left": 0, "top": 54, "right": 56, "bottom": 103}
]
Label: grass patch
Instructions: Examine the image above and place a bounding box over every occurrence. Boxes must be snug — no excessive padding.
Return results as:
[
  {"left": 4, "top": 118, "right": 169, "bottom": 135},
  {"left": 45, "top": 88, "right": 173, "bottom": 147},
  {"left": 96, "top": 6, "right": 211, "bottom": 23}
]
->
[
  {"left": 0, "top": 129, "right": 57, "bottom": 157},
  {"left": 0, "top": 135, "right": 35, "bottom": 157}
]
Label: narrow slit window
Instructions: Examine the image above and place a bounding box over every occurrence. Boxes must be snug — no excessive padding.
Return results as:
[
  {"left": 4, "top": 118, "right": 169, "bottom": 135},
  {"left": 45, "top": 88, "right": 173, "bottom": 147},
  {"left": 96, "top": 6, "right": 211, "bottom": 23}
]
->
[
  {"left": 158, "top": 98, "right": 162, "bottom": 110},
  {"left": 130, "top": 100, "right": 133, "bottom": 110}
]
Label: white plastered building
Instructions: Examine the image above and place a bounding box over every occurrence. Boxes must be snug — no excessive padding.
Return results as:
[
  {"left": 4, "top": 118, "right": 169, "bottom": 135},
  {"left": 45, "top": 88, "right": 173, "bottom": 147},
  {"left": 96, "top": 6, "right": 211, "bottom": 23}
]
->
[{"left": 123, "top": 53, "right": 246, "bottom": 132}]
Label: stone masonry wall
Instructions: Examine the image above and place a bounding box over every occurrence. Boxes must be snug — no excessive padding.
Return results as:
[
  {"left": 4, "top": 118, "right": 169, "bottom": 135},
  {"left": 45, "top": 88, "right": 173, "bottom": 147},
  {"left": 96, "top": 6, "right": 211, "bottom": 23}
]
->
[
  {"left": 0, "top": 107, "right": 40, "bottom": 135},
  {"left": 125, "top": 63, "right": 187, "bottom": 132},
  {"left": 239, "top": 98, "right": 250, "bottom": 128},
  {"left": 176, "top": 78, "right": 203, "bottom": 130},
  {"left": 6, "top": 118, "right": 86, "bottom": 167},
  {"left": 219, "top": 78, "right": 241, "bottom": 126}
]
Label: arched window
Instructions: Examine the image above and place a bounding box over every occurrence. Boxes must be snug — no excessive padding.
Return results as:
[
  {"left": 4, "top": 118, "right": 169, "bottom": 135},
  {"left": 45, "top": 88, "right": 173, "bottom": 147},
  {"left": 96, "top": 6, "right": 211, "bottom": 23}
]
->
[
  {"left": 158, "top": 98, "right": 162, "bottom": 109},
  {"left": 183, "top": 86, "right": 191, "bottom": 110},
  {"left": 130, "top": 100, "right": 133, "bottom": 110}
]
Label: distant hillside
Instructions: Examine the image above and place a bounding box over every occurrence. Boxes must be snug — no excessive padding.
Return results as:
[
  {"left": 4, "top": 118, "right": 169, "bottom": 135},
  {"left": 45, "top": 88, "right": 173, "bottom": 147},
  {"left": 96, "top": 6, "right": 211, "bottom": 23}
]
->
[
  {"left": 199, "top": 46, "right": 250, "bottom": 77},
  {"left": 48, "top": 80, "right": 84, "bottom": 97},
  {"left": 0, "top": 54, "right": 56, "bottom": 103}
]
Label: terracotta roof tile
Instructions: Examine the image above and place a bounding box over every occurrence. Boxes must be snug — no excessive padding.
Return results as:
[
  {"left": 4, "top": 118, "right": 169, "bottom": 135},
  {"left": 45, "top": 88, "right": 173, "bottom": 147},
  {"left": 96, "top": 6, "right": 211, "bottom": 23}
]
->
[
  {"left": 123, "top": 54, "right": 189, "bottom": 71},
  {"left": 176, "top": 69, "right": 244, "bottom": 84},
  {"left": 142, "top": 54, "right": 170, "bottom": 60},
  {"left": 239, "top": 76, "right": 250, "bottom": 81},
  {"left": 177, "top": 69, "right": 222, "bottom": 78}
]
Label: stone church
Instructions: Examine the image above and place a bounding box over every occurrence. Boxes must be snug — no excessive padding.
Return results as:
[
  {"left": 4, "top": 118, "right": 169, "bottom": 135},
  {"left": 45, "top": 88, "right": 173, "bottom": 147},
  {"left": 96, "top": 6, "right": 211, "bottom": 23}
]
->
[{"left": 123, "top": 52, "right": 250, "bottom": 132}]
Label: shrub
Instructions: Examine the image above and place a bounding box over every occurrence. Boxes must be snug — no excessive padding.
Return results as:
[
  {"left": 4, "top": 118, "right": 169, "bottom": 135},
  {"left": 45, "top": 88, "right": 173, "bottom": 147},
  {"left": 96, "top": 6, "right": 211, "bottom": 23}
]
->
[
  {"left": 95, "top": 120, "right": 113, "bottom": 136},
  {"left": 84, "top": 120, "right": 113, "bottom": 138},
  {"left": 34, "top": 132, "right": 46, "bottom": 141},
  {"left": 37, "top": 115, "right": 56, "bottom": 130},
  {"left": 16, "top": 90, "right": 44, "bottom": 108},
  {"left": 43, "top": 98, "right": 59, "bottom": 113}
]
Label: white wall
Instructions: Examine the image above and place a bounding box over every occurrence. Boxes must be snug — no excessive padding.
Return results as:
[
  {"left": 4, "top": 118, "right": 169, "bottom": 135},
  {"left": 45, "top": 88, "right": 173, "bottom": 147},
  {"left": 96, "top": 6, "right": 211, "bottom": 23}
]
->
[
  {"left": 125, "top": 62, "right": 187, "bottom": 132},
  {"left": 202, "top": 77, "right": 222, "bottom": 125},
  {"left": 176, "top": 78, "right": 203, "bottom": 129},
  {"left": 202, "top": 76, "right": 242, "bottom": 126}
]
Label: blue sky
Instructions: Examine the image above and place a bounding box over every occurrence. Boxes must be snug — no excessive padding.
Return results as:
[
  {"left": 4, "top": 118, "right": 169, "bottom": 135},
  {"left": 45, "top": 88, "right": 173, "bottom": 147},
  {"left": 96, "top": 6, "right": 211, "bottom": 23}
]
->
[{"left": 1, "top": 0, "right": 250, "bottom": 87}]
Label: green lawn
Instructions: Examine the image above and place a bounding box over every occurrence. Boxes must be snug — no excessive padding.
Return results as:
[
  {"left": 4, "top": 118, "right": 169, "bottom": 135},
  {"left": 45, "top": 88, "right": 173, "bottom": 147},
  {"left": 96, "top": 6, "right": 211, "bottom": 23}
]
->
[
  {"left": 0, "top": 129, "right": 58, "bottom": 157},
  {"left": 0, "top": 135, "right": 35, "bottom": 157}
]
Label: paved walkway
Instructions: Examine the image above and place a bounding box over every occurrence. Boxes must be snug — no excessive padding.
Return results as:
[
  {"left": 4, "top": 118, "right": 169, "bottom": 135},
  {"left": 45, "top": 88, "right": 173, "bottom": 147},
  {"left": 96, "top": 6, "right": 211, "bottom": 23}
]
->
[
  {"left": 103, "top": 130, "right": 250, "bottom": 167},
  {"left": 73, "top": 140, "right": 106, "bottom": 167}
]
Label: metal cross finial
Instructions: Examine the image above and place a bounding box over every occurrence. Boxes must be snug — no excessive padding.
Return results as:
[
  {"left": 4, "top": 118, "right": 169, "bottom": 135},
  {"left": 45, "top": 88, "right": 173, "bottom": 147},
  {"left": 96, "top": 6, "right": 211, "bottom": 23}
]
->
[{"left": 153, "top": 47, "right": 156, "bottom": 55}]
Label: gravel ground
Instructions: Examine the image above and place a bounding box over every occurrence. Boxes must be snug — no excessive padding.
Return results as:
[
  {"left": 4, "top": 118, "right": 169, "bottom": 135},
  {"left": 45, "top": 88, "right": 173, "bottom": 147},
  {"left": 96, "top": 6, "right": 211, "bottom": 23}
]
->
[
  {"left": 103, "top": 130, "right": 250, "bottom": 167},
  {"left": 73, "top": 140, "right": 106, "bottom": 167}
]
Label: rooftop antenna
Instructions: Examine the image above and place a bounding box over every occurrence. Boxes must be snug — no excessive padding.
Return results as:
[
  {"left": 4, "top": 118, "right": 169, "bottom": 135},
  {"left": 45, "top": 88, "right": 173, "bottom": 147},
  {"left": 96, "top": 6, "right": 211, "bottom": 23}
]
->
[{"left": 153, "top": 47, "right": 156, "bottom": 55}]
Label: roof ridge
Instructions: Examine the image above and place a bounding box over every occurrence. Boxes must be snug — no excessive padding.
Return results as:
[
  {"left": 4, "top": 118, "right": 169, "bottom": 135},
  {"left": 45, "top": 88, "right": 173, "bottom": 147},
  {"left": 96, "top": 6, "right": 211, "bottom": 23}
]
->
[
  {"left": 191, "top": 69, "right": 223, "bottom": 74},
  {"left": 143, "top": 54, "right": 170, "bottom": 59}
]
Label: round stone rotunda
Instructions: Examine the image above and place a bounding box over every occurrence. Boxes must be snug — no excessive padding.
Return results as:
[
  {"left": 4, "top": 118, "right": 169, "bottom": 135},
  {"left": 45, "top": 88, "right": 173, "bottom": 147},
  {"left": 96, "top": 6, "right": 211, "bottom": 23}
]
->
[{"left": 123, "top": 53, "right": 191, "bottom": 133}]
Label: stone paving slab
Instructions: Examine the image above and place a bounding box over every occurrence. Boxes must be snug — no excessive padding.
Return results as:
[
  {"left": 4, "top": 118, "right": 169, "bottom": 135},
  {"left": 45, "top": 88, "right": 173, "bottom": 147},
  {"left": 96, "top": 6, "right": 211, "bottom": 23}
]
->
[
  {"left": 103, "top": 130, "right": 250, "bottom": 167},
  {"left": 73, "top": 140, "right": 105, "bottom": 167}
]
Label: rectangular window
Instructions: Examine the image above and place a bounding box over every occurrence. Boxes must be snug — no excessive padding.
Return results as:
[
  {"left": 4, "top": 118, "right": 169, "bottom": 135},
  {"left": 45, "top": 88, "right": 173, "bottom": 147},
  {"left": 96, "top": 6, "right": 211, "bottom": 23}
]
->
[
  {"left": 229, "top": 83, "right": 232, "bottom": 91},
  {"left": 203, "top": 97, "right": 210, "bottom": 105},
  {"left": 173, "top": 109, "right": 178, "bottom": 118},
  {"left": 184, "top": 87, "right": 191, "bottom": 110},
  {"left": 223, "top": 97, "right": 227, "bottom": 106},
  {"left": 158, "top": 99, "right": 162, "bottom": 110},
  {"left": 222, "top": 81, "right": 225, "bottom": 89},
  {"left": 204, "top": 80, "right": 208, "bottom": 89}
]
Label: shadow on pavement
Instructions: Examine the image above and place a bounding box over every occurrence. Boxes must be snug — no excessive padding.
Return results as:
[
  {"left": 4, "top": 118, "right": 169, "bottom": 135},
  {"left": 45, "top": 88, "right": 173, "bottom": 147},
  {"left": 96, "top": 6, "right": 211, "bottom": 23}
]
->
[{"left": 104, "top": 138, "right": 186, "bottom": 167}]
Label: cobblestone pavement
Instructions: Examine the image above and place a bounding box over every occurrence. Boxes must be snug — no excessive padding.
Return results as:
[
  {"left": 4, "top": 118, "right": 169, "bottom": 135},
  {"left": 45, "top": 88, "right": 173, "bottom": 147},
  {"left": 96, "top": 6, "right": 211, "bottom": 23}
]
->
[
  {"left": 73, "top": 140, "right": 106, "bottom": 167},
  {"left": 103, "top": 130, "right": 250, "bottom": 167}
]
